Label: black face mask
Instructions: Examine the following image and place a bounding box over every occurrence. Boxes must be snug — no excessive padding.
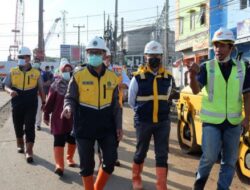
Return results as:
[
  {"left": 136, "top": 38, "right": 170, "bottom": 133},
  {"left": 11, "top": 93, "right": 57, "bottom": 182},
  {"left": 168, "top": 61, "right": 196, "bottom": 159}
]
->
[{"left": 148, "top": 57, "right": 161, "bottom": 68}]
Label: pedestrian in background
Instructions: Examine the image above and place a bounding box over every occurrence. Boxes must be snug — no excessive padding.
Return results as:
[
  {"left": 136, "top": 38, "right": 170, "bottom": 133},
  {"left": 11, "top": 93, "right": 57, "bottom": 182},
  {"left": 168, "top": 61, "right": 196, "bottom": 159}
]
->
[
  {"left": 100, "top": 47, "right": 130, "bottom": 167},
  {"left": 42, "top": 65, "right": 54, "bottom": 96},
  {"left": 43, "top": 58, "right": 76, "bottom": 176},
  {"left": 61, "top": 36, "right": 122, "bottom": 190},
  {"left": 189, "top": 27, "right": 250, "bottom": 190},
  {"left": 4, "top": 46, "right": 45, "bottom": 163},
  {"left": 32, "top": 58, "right": 43, "bottom": 131},
  {"left": 128, "top": 41, "right": 177, "bottom": 190}
]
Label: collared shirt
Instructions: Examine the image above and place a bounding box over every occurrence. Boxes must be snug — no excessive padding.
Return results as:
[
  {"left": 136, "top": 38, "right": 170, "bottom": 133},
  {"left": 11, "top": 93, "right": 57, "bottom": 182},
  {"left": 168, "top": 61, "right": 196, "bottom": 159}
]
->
[
  {"left": 197, "top": 59, "right": 250, "bottom": 94},
  {"left": 128, "top": 77, "right": 138, "bottom": 108},
  {"left": 197, "top": 59, "right": 250, "bottom": 127}
]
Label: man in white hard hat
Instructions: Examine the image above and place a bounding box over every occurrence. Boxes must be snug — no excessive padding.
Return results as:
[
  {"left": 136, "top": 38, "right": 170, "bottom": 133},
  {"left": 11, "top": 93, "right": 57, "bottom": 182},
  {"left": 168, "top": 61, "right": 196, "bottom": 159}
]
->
[
  {"left": 4, "top": 46, "right": 46, "bottom": 163},
  {"left": 128, "top": 40, "right": 177, "bottom": 190},
  {"left": 189, "top": 27, "right": 250, "bottom": 189},
  {"left": 101, "top": 47, "right": 130, "bottom": 166},
  {"left": 61, "top": 36, "right": 122, "bottom": 190}
]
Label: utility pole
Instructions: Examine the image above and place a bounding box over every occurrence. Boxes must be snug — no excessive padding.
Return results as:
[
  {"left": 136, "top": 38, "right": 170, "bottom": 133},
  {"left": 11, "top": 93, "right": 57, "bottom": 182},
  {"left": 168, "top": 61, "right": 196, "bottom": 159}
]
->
[
  {"left": 164, "top": 0, "right": 169, "bottom": 66},
  {"left": 156, "top": 6, "right": 160, "bottom": 41},
  {"left": 104, "top": 11, "right": 106, "bottom": 37},
  {"left": 121, "top": 17, "right": 124, "bottom": 65},
  {"left": 87, "top": 15, "right": 89, "bottom": 42},
  {"left": 61, "top": 10, "right": 68, "bottom": 44},
  {"left": 38, "top": 0, "right": 44, "bottom": 61},
  {"left": 73, "top": 25, "right": 85, "bottom": 46},
  {"left": 114, "top": 0, "right": 118, "bottom": 64},
  {"left": 104, "top": 15, "right": 111, "bottom": 50},
  {"left": 73, "top": 25, "right": 85, "bottom": 63}
]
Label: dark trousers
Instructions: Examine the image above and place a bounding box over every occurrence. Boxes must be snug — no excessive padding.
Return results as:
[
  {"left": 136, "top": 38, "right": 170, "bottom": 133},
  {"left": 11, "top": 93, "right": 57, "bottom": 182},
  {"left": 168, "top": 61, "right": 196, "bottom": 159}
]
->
[
  {"left": 54, "top": 132, "right": 76, "bottom": 147},
  {"left": 76, "top": 133, "right": 117, "bottom": 177},
  {"left": 134, "top": 120, "right": 171, "bottom": 167},
  {"left": 12, "top": 105, "right": 37, "bottom": 143}
]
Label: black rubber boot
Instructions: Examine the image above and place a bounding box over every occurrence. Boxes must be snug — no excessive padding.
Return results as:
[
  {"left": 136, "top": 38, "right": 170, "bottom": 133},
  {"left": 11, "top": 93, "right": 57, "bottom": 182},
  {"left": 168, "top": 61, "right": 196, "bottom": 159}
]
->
[{"left": 193, "top": 176, "right": 208, "bottom": 190}]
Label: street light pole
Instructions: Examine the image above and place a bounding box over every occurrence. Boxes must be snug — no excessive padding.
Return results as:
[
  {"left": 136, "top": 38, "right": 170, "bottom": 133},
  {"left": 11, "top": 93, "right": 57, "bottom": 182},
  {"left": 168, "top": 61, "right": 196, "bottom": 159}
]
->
[
  {"left": 165, "top": 0, "right": 169, "bottom": 66},
  {"left": 73, "top": 25, "right": 85, "bottom": 62},
  {"left": 114, "top": 0, "right": 118, "bottom": 64},
  {"left": 73, "top": 25, "right": 85, "bottom": 47}
]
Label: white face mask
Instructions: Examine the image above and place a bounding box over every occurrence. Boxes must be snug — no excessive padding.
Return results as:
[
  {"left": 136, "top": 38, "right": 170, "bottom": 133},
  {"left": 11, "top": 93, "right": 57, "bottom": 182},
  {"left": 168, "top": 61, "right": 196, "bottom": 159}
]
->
[
  {"left": 62, "top": 72, "right": 71, "bottom": 81},
  {"left": 32, "top": 63, "right": 41, "bottom": 69},
  {"left": 18, "top": 59, "right": 25, "bottom": 66},
  {"left": 215, "top": 55, "right": 231, "bottom": 63}
]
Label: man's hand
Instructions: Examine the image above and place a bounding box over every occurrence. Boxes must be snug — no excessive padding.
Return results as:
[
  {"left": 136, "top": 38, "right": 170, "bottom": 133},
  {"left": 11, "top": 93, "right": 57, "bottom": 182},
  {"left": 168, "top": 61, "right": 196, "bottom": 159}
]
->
[
  {"left": 116, "top": 128, "right": 123, "bottom": 142},
  {"left": 242, "top": 117, "right": 250, "bottom": 131},
  {"left": 118, "top": 83, "right": 128, "bottom": 90},
  {"left": 187, "top": 62, "right": 200, "bottom": 77},
  {"left": 61, "top": 106, "right": 72, "bottom": 119},
  {"left": 10, "top": 90, "right": 18, "bottom": 97}
]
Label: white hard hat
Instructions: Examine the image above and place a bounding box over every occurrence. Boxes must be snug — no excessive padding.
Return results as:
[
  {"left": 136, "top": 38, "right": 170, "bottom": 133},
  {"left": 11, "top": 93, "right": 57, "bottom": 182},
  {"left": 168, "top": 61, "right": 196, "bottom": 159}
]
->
[
  {"left": 86, "top": 36, "right": 107, "bottom": 51},
  {"left": 18, "top": 46, "right": 32, "bottom": 56},
  {"left": 106, "top": 47, "right": 111, "bottom": 56},
  {"left": 212, "top": 27, "right": 235, "bottom": 44},
  {"left": 60, "top": 58, "right": 72, "bottom": 71},
  {"left": 144, "top": 40, "right": 163, "bottom": 54}
]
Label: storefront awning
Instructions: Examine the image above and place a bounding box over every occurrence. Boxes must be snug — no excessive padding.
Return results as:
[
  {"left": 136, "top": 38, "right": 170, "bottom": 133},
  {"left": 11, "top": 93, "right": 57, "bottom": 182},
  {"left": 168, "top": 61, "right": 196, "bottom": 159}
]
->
[{"left": 235, "top": 36, "right": 250, "bottom": 44}]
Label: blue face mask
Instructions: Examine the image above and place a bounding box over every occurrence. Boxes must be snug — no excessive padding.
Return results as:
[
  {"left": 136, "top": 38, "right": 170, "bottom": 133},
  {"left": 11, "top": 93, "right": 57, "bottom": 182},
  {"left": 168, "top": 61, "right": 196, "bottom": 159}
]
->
[
  {"left": 18, "top": 59, "right": 25, "bottom": 66},
  {"left": 32, "top": 63, "right": 41, "bottom": 69},
  {"left": 88, "top": 55, "right": 103, "bottom": 67},
  {"left": 62, "top": 72, "right": 71, "bottom": 81}
]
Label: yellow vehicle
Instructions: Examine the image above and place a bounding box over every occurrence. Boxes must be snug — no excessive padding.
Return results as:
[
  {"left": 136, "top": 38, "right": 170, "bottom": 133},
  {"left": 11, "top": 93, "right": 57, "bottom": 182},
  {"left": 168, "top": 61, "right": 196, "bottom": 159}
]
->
[{"left": 176, "top": 86, "right": 250, "bottom": 181}]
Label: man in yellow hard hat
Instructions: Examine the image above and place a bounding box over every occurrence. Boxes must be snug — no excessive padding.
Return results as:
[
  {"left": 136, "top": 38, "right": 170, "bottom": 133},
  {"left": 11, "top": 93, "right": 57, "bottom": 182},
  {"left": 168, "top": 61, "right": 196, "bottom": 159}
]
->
[{"left": 189, "top": 27, "right": 250, "bottom": 190}]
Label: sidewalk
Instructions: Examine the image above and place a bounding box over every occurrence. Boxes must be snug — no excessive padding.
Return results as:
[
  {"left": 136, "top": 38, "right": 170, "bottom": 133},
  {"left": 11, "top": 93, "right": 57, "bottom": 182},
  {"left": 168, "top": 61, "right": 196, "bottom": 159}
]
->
[{"left": 0, "top": 90, "right": 11, "bottom": 109}]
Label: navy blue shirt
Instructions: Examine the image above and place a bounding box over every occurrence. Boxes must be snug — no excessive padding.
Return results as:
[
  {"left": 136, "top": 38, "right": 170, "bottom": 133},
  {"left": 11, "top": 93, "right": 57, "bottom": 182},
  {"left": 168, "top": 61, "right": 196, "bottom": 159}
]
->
[{"left": 197, "top": 59, "right": 250, "bottom": 127}]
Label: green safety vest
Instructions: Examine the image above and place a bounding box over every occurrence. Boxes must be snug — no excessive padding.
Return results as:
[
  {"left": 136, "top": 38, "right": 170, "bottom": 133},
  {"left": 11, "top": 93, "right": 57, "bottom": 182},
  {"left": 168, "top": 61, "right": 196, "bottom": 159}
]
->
[{"left": 200, "top": 59, "right": 245, "bottom": 125}]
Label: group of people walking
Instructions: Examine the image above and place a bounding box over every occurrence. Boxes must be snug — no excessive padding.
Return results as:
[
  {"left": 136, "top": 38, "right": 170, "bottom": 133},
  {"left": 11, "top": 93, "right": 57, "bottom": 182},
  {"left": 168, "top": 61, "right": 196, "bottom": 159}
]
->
[{"left": 3, "top": 27, "right": 250, "bottom": 190}]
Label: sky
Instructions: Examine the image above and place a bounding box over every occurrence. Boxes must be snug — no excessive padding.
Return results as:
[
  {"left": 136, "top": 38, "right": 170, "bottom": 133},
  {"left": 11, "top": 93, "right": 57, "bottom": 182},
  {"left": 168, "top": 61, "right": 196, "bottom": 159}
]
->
[{"left": 0, "top": 0, "right": 175, "bottom": 61}]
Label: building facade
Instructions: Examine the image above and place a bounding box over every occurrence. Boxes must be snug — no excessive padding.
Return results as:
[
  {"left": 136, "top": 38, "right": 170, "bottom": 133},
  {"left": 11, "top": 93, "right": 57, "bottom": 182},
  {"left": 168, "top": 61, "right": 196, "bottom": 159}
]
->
[
  {"left": 118, "top": 26, "right": 175, "bottom": 68},
  {"left": 210, "top": 0, "right": 250, "bottom": 59},
  {"left": 175, "top": 0, "right": 209, "bottom": 64}
]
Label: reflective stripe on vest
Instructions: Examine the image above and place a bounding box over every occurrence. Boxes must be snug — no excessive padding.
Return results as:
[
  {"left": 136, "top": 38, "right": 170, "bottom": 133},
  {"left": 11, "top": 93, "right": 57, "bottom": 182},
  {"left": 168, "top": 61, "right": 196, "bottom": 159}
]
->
[
  {"left": 208, "top": 60, "right": 215, "bottom": 101},
  {"left": 200, "top": 59, "right": 245, "bottom": 125},
  {"left": 208, "top": 60, "right": 245, "bottom": 102},
  {"left": 136, "top": 70, "right": 172, "bottom": 123},
  {"left": 236, "top": 60, "right": 244, "bottom": 101}
]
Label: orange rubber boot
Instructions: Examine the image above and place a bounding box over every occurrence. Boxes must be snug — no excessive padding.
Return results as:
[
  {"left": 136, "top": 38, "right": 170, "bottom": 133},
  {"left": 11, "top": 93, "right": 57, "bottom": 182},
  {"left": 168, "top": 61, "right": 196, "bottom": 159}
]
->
[
  {"left": 54, "top": 147, "right": 64, "bottom": 176},
  {"left": 82, "top": 175, "right": 94, "bottom": 190},
  {"left": 132, "top": 163, "right": 143, "bottom": 190},
  {"left": 94, "top": 167, "right": 110, "bottom": 190},
  {"left": 156, "top": 167, "right": 168, "bottom": 190},
  {"left": 66, "top": 143, "right": 76, "bottom": 167}
]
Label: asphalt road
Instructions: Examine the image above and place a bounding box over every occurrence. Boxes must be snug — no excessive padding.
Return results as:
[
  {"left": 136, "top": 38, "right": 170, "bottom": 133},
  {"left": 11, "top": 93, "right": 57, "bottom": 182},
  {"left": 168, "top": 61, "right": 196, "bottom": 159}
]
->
[{"left": 0, "top": 103, "right": 248, "bottom": 190}]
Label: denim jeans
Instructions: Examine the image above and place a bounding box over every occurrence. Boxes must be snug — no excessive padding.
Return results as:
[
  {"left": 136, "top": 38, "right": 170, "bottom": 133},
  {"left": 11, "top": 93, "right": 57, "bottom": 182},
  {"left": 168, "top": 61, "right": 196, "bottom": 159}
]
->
[{"left": 194, "top": 124, "right": 241, "bottom": 190}]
